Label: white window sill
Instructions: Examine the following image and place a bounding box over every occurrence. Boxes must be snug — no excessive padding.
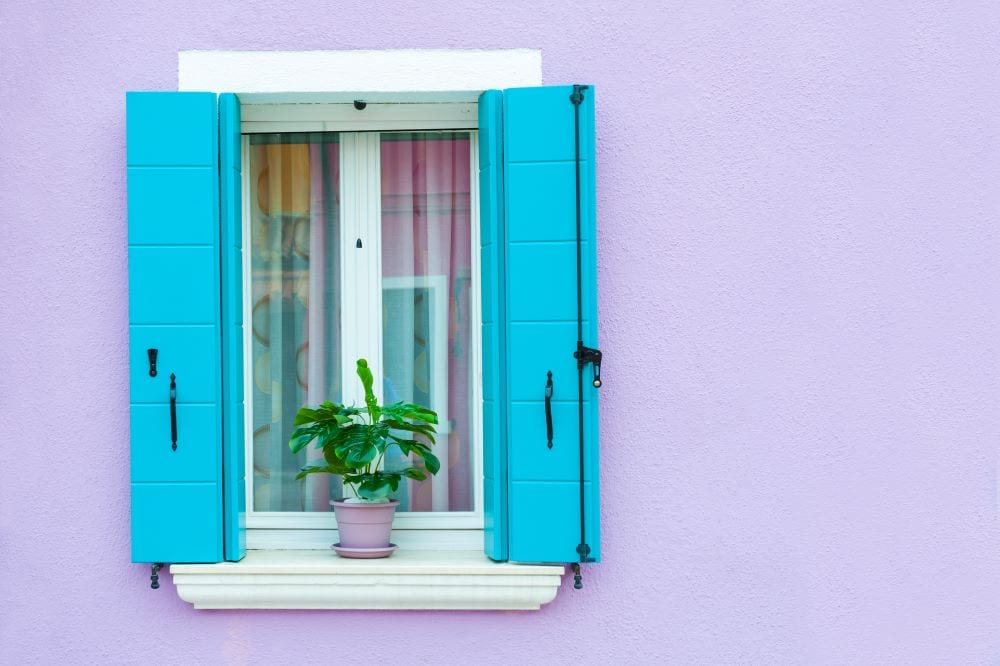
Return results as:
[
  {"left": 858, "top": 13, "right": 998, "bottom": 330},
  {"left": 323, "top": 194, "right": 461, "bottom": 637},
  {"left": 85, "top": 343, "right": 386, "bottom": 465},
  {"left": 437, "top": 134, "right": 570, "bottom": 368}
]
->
[{"left": 170, "top": 550, "right": 565, "bottom": 610}]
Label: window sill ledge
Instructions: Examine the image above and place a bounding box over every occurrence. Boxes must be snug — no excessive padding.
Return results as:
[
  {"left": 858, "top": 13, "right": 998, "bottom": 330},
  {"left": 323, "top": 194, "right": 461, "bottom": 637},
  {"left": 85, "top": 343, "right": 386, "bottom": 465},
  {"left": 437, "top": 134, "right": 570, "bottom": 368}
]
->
[{"left": 170, "top": 550, "right": 565, "bottom": 610}]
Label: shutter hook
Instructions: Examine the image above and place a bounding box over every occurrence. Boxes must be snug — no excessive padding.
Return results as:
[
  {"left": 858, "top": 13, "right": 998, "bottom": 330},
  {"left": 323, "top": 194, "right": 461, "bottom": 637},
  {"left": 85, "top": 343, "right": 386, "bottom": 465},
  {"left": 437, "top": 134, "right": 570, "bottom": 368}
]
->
[{"left": 150, "top": 563, "right": 164, "bottom": 589}]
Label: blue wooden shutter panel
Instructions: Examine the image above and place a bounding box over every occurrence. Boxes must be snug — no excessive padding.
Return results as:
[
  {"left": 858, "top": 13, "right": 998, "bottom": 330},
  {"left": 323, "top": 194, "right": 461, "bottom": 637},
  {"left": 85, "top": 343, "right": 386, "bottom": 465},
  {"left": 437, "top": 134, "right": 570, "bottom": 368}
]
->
[
  {"left": 127, "top": 92, "right": 224, "bottom": 564},
  {"left": 219, "top": 93, "right": 247, "bottom": 562},
  {"left": 480, "top": 86, "right": 601, "bottom": 566},
  {"left": 478, "top": 91, "right": 509, "bottom": 561}
]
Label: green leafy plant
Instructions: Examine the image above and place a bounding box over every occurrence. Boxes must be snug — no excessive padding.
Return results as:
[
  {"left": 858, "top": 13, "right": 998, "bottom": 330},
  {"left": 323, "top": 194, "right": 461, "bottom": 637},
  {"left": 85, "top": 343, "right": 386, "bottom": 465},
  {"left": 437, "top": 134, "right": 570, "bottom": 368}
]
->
[{"left": 288, "top": 358, "right": 440, "bottom": 501}]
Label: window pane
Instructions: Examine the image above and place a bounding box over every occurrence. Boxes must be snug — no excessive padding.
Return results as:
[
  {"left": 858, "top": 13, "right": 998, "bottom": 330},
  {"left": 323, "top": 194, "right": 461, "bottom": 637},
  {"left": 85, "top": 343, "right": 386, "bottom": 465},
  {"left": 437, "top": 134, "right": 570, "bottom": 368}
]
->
[
  {"left": 249, "top": 133, "right": 342, "bottom": 511},
  {"left": 380, "top": 132, "right": 474, "bottom": 512}
]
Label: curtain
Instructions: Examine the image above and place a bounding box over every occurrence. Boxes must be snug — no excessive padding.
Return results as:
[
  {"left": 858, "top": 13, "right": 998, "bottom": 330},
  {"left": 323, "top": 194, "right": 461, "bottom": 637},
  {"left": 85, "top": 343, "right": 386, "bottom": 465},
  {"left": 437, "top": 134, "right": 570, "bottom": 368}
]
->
[
  {"left": 249, "top": 131, "right": 473, "bottom": 513},
  {"left": 250, "top": 134, "right": 341, "bottom": 512},
  {"left": 380, "top": 132, "right": 473, "bottom": 512}
]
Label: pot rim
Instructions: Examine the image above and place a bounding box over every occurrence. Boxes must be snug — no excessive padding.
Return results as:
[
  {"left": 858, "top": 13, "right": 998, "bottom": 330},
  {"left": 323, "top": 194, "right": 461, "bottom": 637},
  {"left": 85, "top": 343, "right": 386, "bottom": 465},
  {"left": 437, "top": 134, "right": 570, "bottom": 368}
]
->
[{"left": 329, "top": 498, "right": 400, "bottom": 507}]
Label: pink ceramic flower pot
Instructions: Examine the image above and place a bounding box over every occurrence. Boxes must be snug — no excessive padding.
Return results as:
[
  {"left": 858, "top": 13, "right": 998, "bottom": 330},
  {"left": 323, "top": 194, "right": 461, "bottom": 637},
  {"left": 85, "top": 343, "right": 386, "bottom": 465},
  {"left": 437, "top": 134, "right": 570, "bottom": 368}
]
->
[{"left": 330, "top": 499, "right": 399, "bottom": 555}]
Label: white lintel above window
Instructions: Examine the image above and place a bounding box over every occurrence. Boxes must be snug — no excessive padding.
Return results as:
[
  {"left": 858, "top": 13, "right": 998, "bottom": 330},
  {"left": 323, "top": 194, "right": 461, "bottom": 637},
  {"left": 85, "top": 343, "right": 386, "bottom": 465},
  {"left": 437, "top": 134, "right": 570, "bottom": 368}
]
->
[{"left": 178, "top": 48, "right": 542, "bottom": 95}]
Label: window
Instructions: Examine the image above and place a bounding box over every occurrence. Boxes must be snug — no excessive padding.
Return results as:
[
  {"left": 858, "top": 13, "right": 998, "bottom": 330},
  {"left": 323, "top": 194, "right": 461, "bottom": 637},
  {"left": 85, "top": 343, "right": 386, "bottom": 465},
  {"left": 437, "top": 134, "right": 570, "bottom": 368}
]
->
[
  {"left": 240, "top": 104, "right": 483, "bottom": 548},
  {"left": 127, "top": 50, "right": 600, "bottom": 608}
]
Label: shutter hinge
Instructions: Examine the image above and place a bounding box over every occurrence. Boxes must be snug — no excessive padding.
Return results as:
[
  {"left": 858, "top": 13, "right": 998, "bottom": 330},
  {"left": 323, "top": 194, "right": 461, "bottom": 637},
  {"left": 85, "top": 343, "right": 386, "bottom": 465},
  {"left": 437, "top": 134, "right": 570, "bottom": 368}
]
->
[
  {"left": 569, "top": 84, "right": 589, "bottom": 106},
  {"left": 572, "top": 542, "right": 596, "bottom": 589}
]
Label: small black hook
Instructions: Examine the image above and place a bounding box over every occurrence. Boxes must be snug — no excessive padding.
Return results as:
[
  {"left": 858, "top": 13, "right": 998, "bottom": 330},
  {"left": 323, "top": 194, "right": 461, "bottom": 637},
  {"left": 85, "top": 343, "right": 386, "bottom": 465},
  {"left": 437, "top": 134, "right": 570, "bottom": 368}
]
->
[
  {"left": 150, "top": 563, "right": 163, "bottom": 590},
  {"left": 147, "top": 348, "right": 158, "bottom": 377}
]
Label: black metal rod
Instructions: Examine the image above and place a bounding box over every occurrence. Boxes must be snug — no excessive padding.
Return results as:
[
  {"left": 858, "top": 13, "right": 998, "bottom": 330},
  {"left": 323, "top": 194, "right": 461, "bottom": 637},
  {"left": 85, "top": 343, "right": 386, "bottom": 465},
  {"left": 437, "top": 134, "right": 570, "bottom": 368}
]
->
[{"left": 571, "top": 84, "right": 590, "bottom": 581}]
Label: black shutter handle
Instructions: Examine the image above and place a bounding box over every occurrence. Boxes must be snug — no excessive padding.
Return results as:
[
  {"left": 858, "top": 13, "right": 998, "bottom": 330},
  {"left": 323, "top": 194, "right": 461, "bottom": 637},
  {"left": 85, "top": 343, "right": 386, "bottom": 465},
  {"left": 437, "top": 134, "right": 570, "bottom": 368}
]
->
[
  {"left": 169, "top": 373, "right": 178, "bottom": 451},
  {"left": 545, "top": 371, "right": 554, "bottom": 449}
]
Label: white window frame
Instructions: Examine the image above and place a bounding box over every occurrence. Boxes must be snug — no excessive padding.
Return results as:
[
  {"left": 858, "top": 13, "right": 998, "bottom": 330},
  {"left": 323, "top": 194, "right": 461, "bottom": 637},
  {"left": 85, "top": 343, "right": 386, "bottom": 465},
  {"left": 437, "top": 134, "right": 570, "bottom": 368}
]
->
[
  {"left": 169, "top": 50, "right": 565, "bottom": 612},
  {"left": 179, "top": 48, "right": 541, "bottom": 553},
  {"left": 241, "top": 104, "right": 484, "bottom": 549}
]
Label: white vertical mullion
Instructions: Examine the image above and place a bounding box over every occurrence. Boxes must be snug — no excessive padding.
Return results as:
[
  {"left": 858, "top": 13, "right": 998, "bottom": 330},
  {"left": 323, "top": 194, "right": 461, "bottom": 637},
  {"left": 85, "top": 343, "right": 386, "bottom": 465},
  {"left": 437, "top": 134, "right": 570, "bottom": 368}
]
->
[
  {"left": 469, "top": 132, "right": 484, "bottom": 519},
  {"left": 340, "top": 133, "right": 384, "bottom": 411},
  {"left": 371, "top": 134, "right": 385, "bottom": 415},
  {"left": 241, "top": 135, "right": 255, "bottom": 515}
]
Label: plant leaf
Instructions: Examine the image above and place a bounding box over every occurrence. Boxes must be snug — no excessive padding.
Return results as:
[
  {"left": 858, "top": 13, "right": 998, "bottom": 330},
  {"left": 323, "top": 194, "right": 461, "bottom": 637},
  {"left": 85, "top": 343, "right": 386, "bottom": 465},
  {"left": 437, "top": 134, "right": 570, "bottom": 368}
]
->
[
  {"left": 358, "top": 475, "right": 392, "bottom": 500},
  {"left": 383, "top": 419, "right": 437, "bottom": 444},
  {"left": 345, "top": 445, "right": 377, "bottom": 466},
  {"left": 421, "top": 452, "right": 441, "bottom": 475},
  {"left": 395, "top": 402, "right": 438, "bottom": 424},
  {"left": 288, "top": 427, "right": 319, "bottom": 453},
  {"left": 356, "top": 358, "right": 381, "bottom": 422},
  {"left": 402, "top": 467, "right": 428, "bottom": 481},
  {"left": 295, "top": 464, "right": 340, "bottom": 480},
  {"left": 292, "top": 407, "right": 319, "bottom": 426}
]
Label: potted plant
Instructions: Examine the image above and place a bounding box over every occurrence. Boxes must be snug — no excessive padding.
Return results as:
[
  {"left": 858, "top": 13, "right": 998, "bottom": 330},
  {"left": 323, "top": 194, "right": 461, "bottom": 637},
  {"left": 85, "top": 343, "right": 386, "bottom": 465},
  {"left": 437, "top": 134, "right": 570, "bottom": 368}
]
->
[{"left": 288, "top": 358, "right": 440, "bottom": 558}]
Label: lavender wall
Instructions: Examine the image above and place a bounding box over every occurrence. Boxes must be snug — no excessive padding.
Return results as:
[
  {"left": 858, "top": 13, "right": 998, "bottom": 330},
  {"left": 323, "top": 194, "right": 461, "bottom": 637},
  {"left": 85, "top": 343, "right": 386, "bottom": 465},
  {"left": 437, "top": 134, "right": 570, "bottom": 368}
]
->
[{"left": 3, "top": 1, "right": 999, "bottom": 662}]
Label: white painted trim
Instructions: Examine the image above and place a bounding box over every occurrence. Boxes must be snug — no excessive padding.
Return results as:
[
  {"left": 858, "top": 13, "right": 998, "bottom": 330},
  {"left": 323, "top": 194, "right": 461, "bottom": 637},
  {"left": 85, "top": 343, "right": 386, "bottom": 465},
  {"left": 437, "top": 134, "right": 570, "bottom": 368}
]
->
[
  {"left": 247, "top": 528, "right": 482, "bottom": 551},
  {"left": 339, "top": 132, "right": 384, "bottom": 414},
  {"left": 178, "top": 49, "right": 542, "bottom": 94},
  {"left": 469, "top": 135, "right": 485, "bottom": 518},
  {"left": 249, "top": 511, "right": 482, "bottom": 531},
  {"left": 241, "top": 135, "right": 255, "bottom": 506},
  {"left": 172, "top": 550, "right": 563, "bottom": 611}
]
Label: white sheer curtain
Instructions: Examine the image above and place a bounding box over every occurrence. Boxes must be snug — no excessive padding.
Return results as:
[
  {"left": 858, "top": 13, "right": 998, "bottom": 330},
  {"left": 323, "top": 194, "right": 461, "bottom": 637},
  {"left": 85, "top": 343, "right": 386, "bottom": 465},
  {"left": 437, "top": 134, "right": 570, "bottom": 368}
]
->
[{"left": 250, "top": 134, "right": 341, "bottom": 512}]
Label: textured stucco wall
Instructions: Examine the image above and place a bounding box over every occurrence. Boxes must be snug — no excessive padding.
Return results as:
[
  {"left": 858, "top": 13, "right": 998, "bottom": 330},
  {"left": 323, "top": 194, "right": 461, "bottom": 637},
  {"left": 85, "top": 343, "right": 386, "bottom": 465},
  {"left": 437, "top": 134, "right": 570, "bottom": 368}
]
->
[{"left": 3, "top": 1, "right": 1000, "bottom": 663}]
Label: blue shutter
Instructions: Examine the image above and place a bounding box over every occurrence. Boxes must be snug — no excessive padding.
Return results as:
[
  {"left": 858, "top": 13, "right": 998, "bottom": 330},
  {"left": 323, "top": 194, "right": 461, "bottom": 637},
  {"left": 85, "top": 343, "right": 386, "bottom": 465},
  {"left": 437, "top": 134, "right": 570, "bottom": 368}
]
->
[
  {"left": 480, "top": 86, "right": 601, "bottom": 564},
  {"left": 127, "top": 92, "right": 224, "bottom": 563},
  {"left": 478, "top": 90, "right": 508, "bottom": 561},
  {"left": 219, "top": 93, "right": 246, "bottom": 561}
]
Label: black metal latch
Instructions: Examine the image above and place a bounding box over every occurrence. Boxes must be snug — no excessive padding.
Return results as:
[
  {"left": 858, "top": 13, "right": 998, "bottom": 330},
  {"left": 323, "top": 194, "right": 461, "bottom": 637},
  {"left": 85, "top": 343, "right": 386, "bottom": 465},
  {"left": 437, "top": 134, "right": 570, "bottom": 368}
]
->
[
  {"left": 147, "top": 348, "right": 158, "bottom": 377},
  {"left": 573, "top": 344, "right": 603, "bottom": 388}
]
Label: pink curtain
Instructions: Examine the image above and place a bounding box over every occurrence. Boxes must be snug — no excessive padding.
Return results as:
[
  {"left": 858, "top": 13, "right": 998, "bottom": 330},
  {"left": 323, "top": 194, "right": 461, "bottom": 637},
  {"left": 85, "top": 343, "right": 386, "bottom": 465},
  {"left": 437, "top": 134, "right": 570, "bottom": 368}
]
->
[{"left": 381, "top": 134, "right": 473, "bottom": 512}]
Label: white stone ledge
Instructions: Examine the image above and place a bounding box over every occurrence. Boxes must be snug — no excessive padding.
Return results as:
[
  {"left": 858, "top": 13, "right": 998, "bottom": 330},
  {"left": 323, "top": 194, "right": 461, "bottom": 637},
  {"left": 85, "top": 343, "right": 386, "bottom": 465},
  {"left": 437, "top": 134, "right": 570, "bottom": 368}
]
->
[{"left": 171, "top": 550, "right": 564, "bottom": 610}]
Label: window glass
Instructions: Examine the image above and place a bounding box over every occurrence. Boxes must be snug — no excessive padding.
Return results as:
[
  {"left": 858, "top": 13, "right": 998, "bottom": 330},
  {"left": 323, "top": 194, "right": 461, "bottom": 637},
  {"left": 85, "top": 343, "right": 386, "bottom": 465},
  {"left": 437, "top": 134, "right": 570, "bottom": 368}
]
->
[
  {"left": 381, "top": 132, "right": 473, "bottom": 512},
  {"left": 248, "top": 131, "right": 474, "bottom": 514},
  {"left": 250, "top": 133, "right": 343, "bottom": 511}
]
